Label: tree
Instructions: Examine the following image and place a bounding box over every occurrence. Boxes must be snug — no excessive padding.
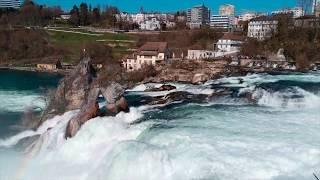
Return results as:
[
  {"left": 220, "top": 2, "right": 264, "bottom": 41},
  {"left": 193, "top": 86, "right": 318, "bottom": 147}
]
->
[
  {"left": 103, "top": 6, "right": 119, "bottom": 28},
  {"left": 79, "top": 3, "right": 89, "bottom": 26},
  {"left": 20, "top": 0, "right": 41, "bottom": 25},
  {"left": 92, "top": 7, "right": 101, "bottom": 24},
  {"left": 69, "top": 5, "right": 80, "bottom": 26}
]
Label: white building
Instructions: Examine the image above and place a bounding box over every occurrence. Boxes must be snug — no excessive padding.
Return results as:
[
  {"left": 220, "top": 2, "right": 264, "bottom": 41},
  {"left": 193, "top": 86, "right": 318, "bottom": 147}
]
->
[
  {"left": 187, "top": 50, "right": 216, "bottom": 60},
  {"left": 272, "top": 7, "right": 304, "bottom": 18},
  {"left": 140, "top": 17, "right": 161, "bottom": 31},
  {"left": 210, "top": 15, "right": 234, "bottom": 30},
  {"left": 247, "top": 17, "right": 278, "bottom": 40},
  {"left": 131, "top": 13, "right": 145, "bottom": 24},
  {"left": 123, "top": 42, "right": 169, "bottom": 71},
  {"left": 0, "top": 0, "right": 21, "bottom": 8},
  {"left": 187, "top": 49, "right": 238, "bottom": 60},
  {"left": 215, "top": 33, "right": 244, "bottom": 52},
  {"left": 239, "top": 13, "right": 257, "bottom": 21},
  {"left": 60, "top": 14, "right": 71, "bottom": 20},
  {"left": 219, "top": 4, "right": 235, "bottom": 16}
]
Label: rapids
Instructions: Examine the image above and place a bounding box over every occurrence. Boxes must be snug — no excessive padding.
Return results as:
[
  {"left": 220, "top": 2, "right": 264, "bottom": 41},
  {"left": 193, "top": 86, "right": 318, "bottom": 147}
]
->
[{"left": 1, "top": 72, "right": 320, "bottom": 180}]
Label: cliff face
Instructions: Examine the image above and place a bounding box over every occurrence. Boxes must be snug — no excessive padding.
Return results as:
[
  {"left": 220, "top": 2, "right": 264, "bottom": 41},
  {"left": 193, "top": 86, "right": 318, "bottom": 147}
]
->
[{"left": 42, "top": 57, "right": 129, "bottom": 138}]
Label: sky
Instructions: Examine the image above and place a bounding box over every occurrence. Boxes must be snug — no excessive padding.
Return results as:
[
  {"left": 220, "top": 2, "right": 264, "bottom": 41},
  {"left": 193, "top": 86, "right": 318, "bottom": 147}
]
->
[{"left": 34, "top": 0, "right": 297, "bottom": 14}]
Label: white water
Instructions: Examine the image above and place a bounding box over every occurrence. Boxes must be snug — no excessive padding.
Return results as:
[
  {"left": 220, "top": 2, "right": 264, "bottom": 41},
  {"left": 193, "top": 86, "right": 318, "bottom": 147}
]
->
[
  {"left": 1, "top": 73, "right": 320, "bottom": 180},
  {"left": 0, "top": 90, "right": 45, "bottom": 113},
  {"left": 128, "top": 82, "right": 214, "bottom": 97}
]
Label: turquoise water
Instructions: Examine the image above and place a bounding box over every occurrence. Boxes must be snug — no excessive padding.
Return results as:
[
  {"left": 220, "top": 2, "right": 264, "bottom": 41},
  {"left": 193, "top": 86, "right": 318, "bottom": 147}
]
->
[
  {"left": 0, "top": 70, "right": 62, "bottom": 138},
  {"left": 0, "top": 71, "right": 320, "bottom": 180}
]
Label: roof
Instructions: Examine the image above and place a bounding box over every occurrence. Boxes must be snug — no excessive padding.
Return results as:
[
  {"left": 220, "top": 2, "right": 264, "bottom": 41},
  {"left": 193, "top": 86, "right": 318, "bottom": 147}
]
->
[
  {"left": 250, "top": 16, "right": 279, "bottom": 22},
  {"left": 139, "top": 51, "right": 159, "bottom": 56},
  {"left": 38, "top": 56, "right": 62, "bottom": 64},
  {"left": 138, "top": 42, "right": 168, "bottom": 54},
  {"left": 220, "top": 33, "right": 245, "bottom": 41},
  {"left": 295, "top": 15, "right": 317, "bottom": 20}
]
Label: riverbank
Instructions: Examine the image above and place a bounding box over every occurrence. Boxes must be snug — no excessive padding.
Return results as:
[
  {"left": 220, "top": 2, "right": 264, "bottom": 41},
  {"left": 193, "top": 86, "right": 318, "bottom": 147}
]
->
[{"left": 0, "top": 66, "right": 70, "bottom": 75}]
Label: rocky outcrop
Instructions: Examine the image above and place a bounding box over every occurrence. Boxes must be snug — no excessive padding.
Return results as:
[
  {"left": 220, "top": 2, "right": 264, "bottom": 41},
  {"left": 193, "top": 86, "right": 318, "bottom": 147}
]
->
[
  {"left": 42, "top": 57, "right": 129, "bottom": 138},
  {"left": 145, "top": 60, "right": 227, "bottom": 84}
]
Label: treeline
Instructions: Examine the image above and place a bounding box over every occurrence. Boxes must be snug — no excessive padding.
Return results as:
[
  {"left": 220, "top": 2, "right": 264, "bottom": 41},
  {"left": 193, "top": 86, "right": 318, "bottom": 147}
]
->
[
  {"left": 0, "top": 0, "right": 62, "bottom": 26},
  {"left": 68, "top": 3, "right": 137, "bottom": 29},
  {"left": 241, "top": 14, "right": 320, "bottom": 70},
  {"left": 0, "top": 29, "right": 57, "bottom": 64},
  {"left": 0, "top": 0, "right": 136, "bottom": 29}
]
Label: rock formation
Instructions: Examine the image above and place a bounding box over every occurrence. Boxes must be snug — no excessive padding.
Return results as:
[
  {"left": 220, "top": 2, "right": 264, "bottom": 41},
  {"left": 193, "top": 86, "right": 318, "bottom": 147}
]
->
[
  {"left": 144, "top": 60, "right": 227, "bottom": 84},
  {"left": 42, "top": 57, "right": 129, "bottom": 138},
  {"left": 145, "top": 84, "right": 176, "bottom": 92}
]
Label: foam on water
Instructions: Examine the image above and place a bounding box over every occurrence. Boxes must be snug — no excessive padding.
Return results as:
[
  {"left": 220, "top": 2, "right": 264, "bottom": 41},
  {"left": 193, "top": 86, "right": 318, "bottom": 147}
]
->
[
  {"left": 1, "top": 72, "right": 320, "bottom": 180},
  {"left": 128, "top": 82, "right": 214, "bottom": 97},
  {"left": 0, "top": 90, "right": 45, "bottom": 113},
  {"left": 0, "top": 111, "right": 78, "bottom": 147}
]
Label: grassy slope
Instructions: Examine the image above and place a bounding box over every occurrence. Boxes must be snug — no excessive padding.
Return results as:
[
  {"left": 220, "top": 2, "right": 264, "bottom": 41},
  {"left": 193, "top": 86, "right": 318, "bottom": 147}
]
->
[{"left": 47, "top": 29, "right": 135, "bottom": 64}]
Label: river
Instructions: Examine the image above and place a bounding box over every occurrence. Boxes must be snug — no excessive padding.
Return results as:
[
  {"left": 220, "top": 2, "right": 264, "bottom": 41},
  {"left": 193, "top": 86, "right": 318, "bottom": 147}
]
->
[{"left": 0, "top": 70, "right": 319, "bottom": 180}]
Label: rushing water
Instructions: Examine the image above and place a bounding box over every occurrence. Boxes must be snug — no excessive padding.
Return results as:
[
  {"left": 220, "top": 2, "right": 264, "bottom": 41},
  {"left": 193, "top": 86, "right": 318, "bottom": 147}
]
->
[
  {"left": 0, "top": 70, "right": 62, "bottom": 138},
  {"left": 0, "top": 70, "right": 320, "bottom": 180}
]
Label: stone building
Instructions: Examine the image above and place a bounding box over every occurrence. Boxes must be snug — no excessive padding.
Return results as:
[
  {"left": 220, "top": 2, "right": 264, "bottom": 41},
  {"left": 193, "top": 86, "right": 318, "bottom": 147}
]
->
[{"left": 123, "top": 42, "right": 170, "bottom": 71}]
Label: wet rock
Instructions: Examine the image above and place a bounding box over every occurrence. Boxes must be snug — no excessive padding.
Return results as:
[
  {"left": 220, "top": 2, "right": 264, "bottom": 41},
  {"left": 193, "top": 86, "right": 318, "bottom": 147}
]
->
[
  {"left": 40, "top": 57, "right": 130, "bottom": 138},
  {"left": 145, "top": 84, "right": 176, "bottom": 92},
  {"left": 65, "top": 101, "right": 99, "bottom": 138},
  {"left": 192, "top": 73, "right": 209, "bottom": 84}
]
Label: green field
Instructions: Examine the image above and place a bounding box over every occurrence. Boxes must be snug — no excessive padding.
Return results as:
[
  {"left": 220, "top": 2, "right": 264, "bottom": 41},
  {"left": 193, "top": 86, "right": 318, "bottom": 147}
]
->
[{"left": 47, "top": 29, "right": 135, "bottom": 63}]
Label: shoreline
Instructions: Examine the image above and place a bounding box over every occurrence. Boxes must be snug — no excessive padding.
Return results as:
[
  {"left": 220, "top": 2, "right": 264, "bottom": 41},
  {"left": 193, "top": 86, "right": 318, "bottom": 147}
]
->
[{"left": 0, "top": 66, "right": 70, "bottom": 75}]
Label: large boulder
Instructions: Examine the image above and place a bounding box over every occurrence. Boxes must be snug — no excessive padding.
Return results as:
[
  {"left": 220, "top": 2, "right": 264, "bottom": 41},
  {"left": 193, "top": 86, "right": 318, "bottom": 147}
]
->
[
  {"left": 65, "top": 82, "right": 129, "bottom": 138},
  {"left": 101, "top": 83, "right": 129, "bottom": 115},
  {"left": 65, "top": 101, "right": 99, "bottom": 138},
  {"left": 44, "top": 57, "right": 97, "bottom": 119},
  {"left": 192, "top": 73, "right": 209, "bottom": 84}
]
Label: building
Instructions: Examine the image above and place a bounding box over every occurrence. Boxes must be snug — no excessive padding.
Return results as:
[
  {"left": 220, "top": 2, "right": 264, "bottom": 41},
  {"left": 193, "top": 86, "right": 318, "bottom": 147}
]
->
[
  {"left": 247, "top": 16, "right": 278, "bottom": 41},
  {"left": 272, "top": 7, "right": 304, "bottom": 18},
  {"left": 170, "top": 49, "right": 187, "bottom": 61},
  {"left": 210, "top": 15, "right": 234, "bottom": 30},
  {"left": 131, "top": 13, "right": 145, "bottom": 24},
  {"left": 239, "top": 12, "right": 258, "bottom": 22},
  {"left": 215, "top": 33, "right": 245, "bottom": 52},
  {"left": 187, "top": 4, "right": 211, "bottom": 29},
  {"left": 294, "top": 15, "right": 320, "bottom": 27},
  {"left": 219, "top": 4, "right": 235, "bottom": 16},
  {"left": 60, "top": 14, "right": 71, "bottom": 20},
  {"left": 187, "top": 50, "right": 215, "bottom": 60},
  {"left": 297, "top": 0, "right": 317, "bottom": 15},
  {"left": 122, "top": 42, "right": 169, "bottom": 71},
  {"left": 0, "top": 0, "right": 21, "bottom": 9},
  {"left": 36, "top": 57, "right": 62, "bottom": 71},
  {"left": 316, "top": 0, "right": 320, "bottom": 16},
  {"left": 140, "top": 17, "right": 161, "bottom": 31},
  {"left": 176, "top": 16, "right": 187, "bottom": 22}
]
